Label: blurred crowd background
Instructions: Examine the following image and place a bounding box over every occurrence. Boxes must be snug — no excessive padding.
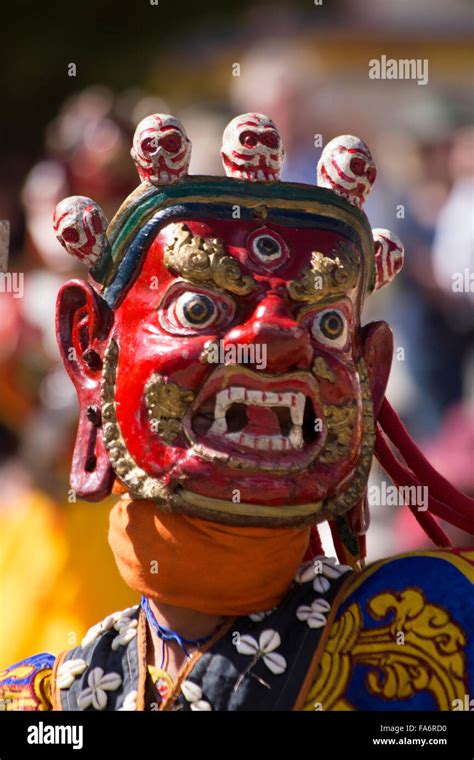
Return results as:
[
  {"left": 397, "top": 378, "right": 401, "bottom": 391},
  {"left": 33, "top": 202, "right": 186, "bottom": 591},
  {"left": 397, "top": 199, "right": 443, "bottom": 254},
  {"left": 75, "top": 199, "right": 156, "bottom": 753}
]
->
[{"left": 1, "top": 0, "right": 473, "bottom": 663}]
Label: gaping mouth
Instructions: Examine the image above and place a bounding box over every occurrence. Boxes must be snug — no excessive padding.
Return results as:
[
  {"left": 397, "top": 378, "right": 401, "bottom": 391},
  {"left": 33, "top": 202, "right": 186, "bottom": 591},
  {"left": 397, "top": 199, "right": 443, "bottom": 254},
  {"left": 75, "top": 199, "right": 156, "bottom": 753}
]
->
[{"left": 183, "top": 368, "right": 327, "bottom": 471}]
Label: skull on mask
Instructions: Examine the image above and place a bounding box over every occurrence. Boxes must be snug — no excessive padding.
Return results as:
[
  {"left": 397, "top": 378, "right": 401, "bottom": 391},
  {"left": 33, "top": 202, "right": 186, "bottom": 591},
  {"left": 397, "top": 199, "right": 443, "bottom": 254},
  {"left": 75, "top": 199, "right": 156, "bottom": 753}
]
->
[
  {"left": 317, "top": 135, "right": 377, "bottom": 209},
  {"left": 130, "top": 114, "right": 191, "bottom": 186},
  {"left": 221, "top": 113, "right": 285, "bottom": 182},
  {"left": 53, "top": 195, "right": 110, "bottom": 268}
]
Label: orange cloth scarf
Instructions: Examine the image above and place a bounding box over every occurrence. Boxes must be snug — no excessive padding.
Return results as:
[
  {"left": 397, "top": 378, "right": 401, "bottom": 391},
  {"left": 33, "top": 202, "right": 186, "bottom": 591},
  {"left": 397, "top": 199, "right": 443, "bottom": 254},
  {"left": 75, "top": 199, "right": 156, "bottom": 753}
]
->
[{"left": 108, "top": 497, "right": 310, "bottom": 616}]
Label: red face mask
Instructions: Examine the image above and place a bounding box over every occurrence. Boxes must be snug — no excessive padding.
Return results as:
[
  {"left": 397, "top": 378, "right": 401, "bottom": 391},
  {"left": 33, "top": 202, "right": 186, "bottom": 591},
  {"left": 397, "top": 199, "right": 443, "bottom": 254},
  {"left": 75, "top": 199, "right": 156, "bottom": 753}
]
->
[
  {"left": 108, "top": 217, "right": 369, "bottom": 519},
  {"left": 55, "top": 190, "right": 394, "bottom": 536}
]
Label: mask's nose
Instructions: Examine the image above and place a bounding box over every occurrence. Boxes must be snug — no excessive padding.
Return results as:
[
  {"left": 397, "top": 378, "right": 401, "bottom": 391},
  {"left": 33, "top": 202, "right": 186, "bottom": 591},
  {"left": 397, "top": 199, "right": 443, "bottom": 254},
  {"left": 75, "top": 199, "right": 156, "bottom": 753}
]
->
[{"left": 223, "top": 289, "right": 313, "bottom": 373}]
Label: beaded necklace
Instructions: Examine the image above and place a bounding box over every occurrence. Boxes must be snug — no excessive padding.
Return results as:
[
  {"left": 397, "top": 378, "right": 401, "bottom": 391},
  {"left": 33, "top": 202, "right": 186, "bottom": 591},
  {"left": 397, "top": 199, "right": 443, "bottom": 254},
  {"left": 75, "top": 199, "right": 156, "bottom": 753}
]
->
[{"left": 141, "top": 595, "right": 216, "bottom": 669}]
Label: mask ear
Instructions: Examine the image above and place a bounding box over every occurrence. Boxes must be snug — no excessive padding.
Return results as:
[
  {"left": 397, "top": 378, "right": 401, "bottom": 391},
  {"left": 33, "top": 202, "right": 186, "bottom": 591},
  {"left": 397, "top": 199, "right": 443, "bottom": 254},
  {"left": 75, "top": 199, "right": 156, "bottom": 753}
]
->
[
  {"left": 56, "top": 279, "right": 114, "bottom": 501},
  {"left": 360, "top": 320, "right": 393, "bottom": 418}
]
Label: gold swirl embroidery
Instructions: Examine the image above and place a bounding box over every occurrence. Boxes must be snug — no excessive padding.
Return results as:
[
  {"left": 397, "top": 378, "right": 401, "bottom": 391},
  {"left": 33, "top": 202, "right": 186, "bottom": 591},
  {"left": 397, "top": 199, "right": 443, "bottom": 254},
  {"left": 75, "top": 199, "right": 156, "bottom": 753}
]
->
[
  {"left": 101, "top": 339, "right": 170, "bottom": 501},
  {"left": 164, "top": 223, "right": 256, "bottom": 295},
  {"left": 288, "top": 244, "right": 358, "bottom": 304},
  {"left": 144, "top": 374, "right": 194, "bottom": 443},
  {"left": 319, "top": 401, "right": 358, "bottom": 464},
  {"left": 303, "top": 588, "right": 467, "bottom": 711},
  {"left": 317, "top": 358, "right": 374, "bottom": 520},
  {"left": 312, "top": 356, "right": 336, "bottom": 383},
  {"left": 0, "top": 665, "right": 52, "bottom": 711}
]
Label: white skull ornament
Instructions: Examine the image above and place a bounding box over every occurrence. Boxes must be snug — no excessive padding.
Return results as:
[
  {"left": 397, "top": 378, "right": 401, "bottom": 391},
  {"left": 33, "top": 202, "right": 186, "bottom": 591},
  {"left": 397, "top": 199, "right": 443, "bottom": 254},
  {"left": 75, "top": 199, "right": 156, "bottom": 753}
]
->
[
  {"left": 221, "top": 113, "right": 285, "bottom": 182},
  {"left": 130, "top": 114, "right": 191, "bottom": 186},
  {"left": 53, "top": 196, "right": 110, "bottom": 269},
  {"left": 372, "top": 228, "right": 404, "bottom": 291},
  {"left": 317, "top": 135, "right": 376, "bottom": 209}
]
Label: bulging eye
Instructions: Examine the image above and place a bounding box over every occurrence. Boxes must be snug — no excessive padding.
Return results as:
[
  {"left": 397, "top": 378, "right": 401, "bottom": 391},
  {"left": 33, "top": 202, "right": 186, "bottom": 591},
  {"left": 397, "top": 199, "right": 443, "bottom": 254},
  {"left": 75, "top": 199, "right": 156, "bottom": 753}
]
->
[
  {"left": 240, "top": 131, "right": 258, "bottom": 148},
  {"left": 177, "top": 293, "right": 216, "bottom": 327},
  {"left": 159, "top": 288, "right": 235, "bottom": 335},
  {"left": 311, "top": 309, "right": 348, "bottom": 349},
  {"left": 160, "top": 132, "right": 182, "bottom": 154}
]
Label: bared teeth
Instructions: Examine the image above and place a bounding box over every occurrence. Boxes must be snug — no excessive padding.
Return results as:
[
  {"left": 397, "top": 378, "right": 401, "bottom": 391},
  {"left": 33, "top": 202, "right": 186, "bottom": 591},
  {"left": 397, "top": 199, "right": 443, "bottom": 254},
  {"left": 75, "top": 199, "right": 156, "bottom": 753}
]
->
[
  {"left": 212, "top": 388, "right": 305, "bottom": 412},
  {"left": 210, "top": 386, "right": 308, "bottom": 450},
  {"left": 229, "top": 387, "right": 245, "bottom": 402},
  {"left": 214, "top": 389, "right": 229, "bottom": 419},
  {"left": 289, "top": 425, "right": 304, "bottom": 449},
  {"left": 226, "top": 432, "right": 291, "bottom": 451},
  {"left": 290, "top": 394, "right": 305, "bottom": 426},
  {"left": 246, "top": 389, "right": 262, "bottom": 405},
  {"left": 209, "top": 418, "right": 227, "bottom": 435}
]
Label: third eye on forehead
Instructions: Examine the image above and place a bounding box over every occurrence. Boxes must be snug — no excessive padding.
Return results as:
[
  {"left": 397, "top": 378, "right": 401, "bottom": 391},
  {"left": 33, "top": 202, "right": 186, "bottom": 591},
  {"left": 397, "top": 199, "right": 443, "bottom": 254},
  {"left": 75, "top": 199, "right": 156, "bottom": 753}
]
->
[{"left": 254, "top": 236, "right": 280, "bottom": 258}]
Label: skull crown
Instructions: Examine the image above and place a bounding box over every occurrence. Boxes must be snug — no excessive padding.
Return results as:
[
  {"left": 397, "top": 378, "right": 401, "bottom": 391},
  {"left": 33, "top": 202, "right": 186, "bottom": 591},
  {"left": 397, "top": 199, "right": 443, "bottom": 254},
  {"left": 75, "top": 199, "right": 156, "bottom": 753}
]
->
[{"left": 52, "top": 112, "right": 403, "bottom": 292}]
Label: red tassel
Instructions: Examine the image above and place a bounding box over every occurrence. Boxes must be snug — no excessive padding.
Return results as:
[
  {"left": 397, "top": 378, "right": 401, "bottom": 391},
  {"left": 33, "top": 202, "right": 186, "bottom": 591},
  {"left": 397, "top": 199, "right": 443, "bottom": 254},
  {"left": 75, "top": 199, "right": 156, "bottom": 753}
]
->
[
  {"left": 308, "top": 396, "right": 472, "bottom": 560},
  {"left": 378, "top": 398, "right": 474, "bottom": 514},
  {"left": 375, "top": 427, "right": 463, "bottom": 543},
  {"left": 303, "top": 525, "right": 323, "bottom": 562}
]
